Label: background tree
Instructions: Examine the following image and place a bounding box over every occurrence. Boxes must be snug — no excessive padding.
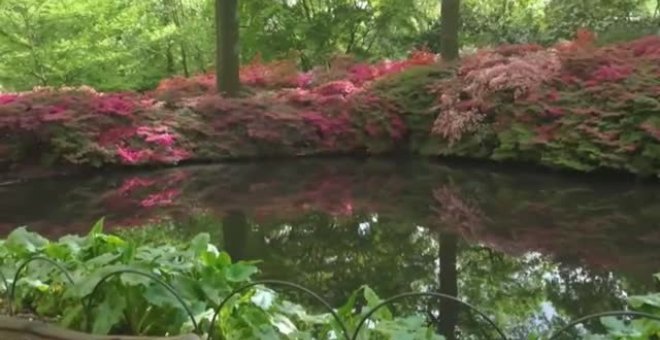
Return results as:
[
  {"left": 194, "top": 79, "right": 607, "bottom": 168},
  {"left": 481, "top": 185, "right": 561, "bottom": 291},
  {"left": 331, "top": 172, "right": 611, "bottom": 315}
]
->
[
  {"left": 215, "top": 0, "right": 240, "bottom": 96},
  {"left": 440, "top": 0, "right": 460, "bottom": 60},
  {"left": 0, "top": 0, "right": 658, "bottom": 91}
]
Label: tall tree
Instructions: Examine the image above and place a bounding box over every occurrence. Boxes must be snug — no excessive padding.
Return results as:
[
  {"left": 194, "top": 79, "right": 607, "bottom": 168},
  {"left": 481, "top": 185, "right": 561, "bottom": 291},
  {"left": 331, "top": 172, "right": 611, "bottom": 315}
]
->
[
  {"left": 440, "top": 0, "right": 460, "bottom": 61},
  {"left": 215, "top": 0, "right": 240, "bottom": 96}
]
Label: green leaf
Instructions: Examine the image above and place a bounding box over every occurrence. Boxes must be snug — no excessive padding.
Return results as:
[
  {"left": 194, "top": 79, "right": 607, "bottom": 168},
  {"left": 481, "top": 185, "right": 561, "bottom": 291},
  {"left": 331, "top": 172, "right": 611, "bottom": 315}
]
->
[
  {"left": 225, "top": 262, "right": 258, "bottom": 282},
  {"left": 85, "top": 253, "right": 121, "bottom": 268},
  {"left": 337, "top": 286, "right": 362, "bottom": 318},
  {"left": 120, "top": 272, "right": 153, "bottom": 286},
  {"left": 600, "top": 316, "right": 627, "bottom": 332},
  {"left": 143, "top": 282, "right": 181, "bottom": 308},
  {"left": 88, "top": 218, "right": 105, "bottom": 237},
  {"left": 57, "top": 234, "right": 85, "bottom": 255},
  {"left": 44, "top": 243, "right": 71, "bottom": 260},
  {"left": 92, "top": 288, "right": 127, "bottom": 334},
  {"left": 629, "top": 293, "right": 660, "bottom": 309},
  {"left": 5, "top": 227, "right": 48, "bottom": 254},
  {"left": 69, "top": 265, "right": 135, "bottom": 298},
  {"left": 59, "top": 304, "right": 83, "bottom": 329},
  {"left": 190, "top": 233, "right": 210, "bottom": 255},
  {"left": 363, "top": 285, "right": 392, "bottom": 320},
  {"left": 270, "top": 313, "right": 298, "bottom": 336},
  {"left": 251, "top": 288, "right": 275, "bottom": 309}
]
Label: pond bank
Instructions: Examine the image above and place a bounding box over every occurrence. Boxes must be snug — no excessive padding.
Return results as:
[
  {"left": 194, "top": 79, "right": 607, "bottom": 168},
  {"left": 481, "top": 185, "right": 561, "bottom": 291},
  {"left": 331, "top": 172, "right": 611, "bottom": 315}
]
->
[{"left": 1, "top": 35, "right": 660, "bottom": 180}]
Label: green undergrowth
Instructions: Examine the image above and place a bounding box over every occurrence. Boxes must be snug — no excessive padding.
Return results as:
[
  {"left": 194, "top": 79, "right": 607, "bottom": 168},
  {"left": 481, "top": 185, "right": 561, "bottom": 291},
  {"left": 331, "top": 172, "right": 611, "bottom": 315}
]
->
[
  {"left": 0, "top": 219, "right": 658, "bottom": 338},
  {"left": 372, "top": 65, "right": 455, "bottom": 152},
  {"left": 0, "top": 219, "right": 444, "bottom": 339}
]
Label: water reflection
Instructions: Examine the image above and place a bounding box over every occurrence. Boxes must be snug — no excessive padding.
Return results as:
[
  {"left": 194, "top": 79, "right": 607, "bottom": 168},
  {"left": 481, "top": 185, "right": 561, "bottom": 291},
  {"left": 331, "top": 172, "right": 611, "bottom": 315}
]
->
[
  {"left": 228, "top": 210, "right": 651, "bottom": 338},
  {"left": 0, "top": 159, "right": 659, "bottom": 337}
]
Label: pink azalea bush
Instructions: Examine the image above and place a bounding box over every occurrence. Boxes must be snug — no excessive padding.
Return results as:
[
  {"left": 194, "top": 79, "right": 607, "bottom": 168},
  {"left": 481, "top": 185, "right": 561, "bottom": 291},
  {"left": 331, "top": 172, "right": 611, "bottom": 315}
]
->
[{"left": 2, "top": 34, "right": 660, "bottom": 177}]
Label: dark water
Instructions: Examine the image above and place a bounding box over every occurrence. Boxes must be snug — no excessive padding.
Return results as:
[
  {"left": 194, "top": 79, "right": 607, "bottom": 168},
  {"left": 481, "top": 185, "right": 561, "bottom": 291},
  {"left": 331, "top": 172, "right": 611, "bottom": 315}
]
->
[{"left": 1, "top": 159, "right": 659, "bottom": 338}]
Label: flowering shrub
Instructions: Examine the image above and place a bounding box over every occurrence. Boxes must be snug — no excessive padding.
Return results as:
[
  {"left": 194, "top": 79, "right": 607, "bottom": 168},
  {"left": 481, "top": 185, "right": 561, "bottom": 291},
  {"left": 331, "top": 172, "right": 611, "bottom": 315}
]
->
[
  {"left": 429, "top": 46, "right": 562, "bottom": 144},
  {"left": 2, "top": 34, "right": 660, "bottom": 177},
  {"left": 239, "top": 54, "right": 301, "bottom": 88},
  {"left": 419, "top": 32, "right": 660, "bottom": 176}
]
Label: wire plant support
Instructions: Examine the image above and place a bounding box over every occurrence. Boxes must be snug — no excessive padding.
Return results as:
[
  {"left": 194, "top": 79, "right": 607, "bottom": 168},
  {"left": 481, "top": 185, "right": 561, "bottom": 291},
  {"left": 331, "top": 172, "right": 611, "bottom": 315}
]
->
[{"left": 1, "top": 255, "right": 659, "bottom": 339}]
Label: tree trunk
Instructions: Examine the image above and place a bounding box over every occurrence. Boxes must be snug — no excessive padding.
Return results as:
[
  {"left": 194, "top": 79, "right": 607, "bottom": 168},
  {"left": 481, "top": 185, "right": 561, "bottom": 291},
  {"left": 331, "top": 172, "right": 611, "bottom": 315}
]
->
[
  {"left": 437, "top": 233, "right": 458, "bottom": 340},
  {"left": 215, "top": 0, "right": 240, "bottom": 96},
  {"left": 440, "top": 0, "right": 460, "bottom": 61},
  {"left": 222, "top": 210, "right": 249, "bottom": 262}
]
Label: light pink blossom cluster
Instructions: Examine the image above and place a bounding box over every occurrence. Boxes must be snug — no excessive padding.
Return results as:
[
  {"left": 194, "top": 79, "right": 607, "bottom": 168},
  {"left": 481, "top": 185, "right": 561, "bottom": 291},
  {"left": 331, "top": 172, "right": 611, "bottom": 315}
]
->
[{"left": 431, "top": 48, "right": 562, "bottom": 144}]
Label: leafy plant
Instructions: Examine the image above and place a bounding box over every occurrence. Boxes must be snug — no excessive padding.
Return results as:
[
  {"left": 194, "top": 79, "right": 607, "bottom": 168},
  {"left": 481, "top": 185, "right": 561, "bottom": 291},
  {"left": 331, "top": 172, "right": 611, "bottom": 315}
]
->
[
  {"left": 0, "top": 220, "right": 445, "bottom": 339},
  {"left": 589, "top": 275, "right": 660, "bottom": 339}
]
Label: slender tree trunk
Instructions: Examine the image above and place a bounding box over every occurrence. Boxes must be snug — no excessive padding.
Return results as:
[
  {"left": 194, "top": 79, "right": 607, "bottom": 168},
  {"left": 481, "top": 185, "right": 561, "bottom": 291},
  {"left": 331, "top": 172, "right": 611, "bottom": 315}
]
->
[
  {"left": 194, "top": 45, "right": 207, "bottom": 72},
  {"left": 161, "top": 0, "right": 176, "bottom": 75},
  {"left": 438, "top": 233, "right": 458, "bottom": 340},
  {"left": 180, "top": 45, "right": 190, "bottom": 77},
  {"left": 215, "top": 0, "right": 240, "bottom": 96},
  {"left": 171, "top": 0, "right": 190, "bottom": 77},
  {"left": 166, "top": 42, "right": 175, "bottom": 75},
  {"left": 440, "top": 0, "right": 460, "bottom": 61}
]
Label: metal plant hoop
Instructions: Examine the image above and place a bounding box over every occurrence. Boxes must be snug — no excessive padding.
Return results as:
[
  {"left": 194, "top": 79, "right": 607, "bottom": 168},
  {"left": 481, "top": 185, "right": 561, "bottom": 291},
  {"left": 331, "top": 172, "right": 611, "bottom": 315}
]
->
[
  {"left": 351, "top": 291, "right": 508, "bottom": 340},
  {"left": 208, "top": 279, "right": 351, "bottom": 340},
  {"left": 8, "top": 255, "right": 75, "bottom": 315},
  {"left": 2, "top": 260, "right": 659, "bottom": 340}
]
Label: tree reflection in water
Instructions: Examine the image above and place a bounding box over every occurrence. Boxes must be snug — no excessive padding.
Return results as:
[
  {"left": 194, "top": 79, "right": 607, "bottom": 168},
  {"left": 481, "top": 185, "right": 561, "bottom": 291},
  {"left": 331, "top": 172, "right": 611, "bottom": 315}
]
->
[
  {"left": 211, "top": 210, "right": 652, "bottom": 338},
  {"left": 1, "top": 159, "right": 659, "bottom": 336}
]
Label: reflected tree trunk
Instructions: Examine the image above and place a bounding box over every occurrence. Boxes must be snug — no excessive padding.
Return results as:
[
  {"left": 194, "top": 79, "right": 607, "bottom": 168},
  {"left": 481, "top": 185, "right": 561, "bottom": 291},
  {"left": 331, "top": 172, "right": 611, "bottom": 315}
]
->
[
  {"left": 438, "top": 232, "right": 458, "bottom": 340},
  {"left": 222, "top": 209, "right": 249, "bottom": 261}
]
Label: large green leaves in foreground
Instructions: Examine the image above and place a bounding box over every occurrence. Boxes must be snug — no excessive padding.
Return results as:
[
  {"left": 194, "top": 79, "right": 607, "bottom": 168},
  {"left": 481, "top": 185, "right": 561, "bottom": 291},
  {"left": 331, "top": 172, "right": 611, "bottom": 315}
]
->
[{"left": 0, "top": 220, "right": 442, "bottom": 339}]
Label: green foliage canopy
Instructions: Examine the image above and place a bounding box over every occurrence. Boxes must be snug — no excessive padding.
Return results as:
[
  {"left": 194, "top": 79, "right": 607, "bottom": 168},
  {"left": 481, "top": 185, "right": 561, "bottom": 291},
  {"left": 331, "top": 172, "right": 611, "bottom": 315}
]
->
[{"left": 0, "top": 0, "right": 658, "bottom": 91}]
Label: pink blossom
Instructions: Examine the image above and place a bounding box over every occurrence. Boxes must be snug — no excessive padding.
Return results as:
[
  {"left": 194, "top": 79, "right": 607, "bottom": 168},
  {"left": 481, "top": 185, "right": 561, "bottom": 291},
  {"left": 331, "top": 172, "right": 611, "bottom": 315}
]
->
[
  {"left": 116, "top": 146, "right": 146, "bottom": 164},
  {"left": 163, "top": 147, "right": 190, "bottom": 163},
  {"left": 0, "top": 94, "right": 18, "bottom": 105},
  {"left": 137, "top": 126, "right": 177, "bottom": 146},
  {"left": 118, "top": 177, "right": 156, "bottom": 195},
  {"left": 99, "top": 127, "right": 137, "bottom": 146},
  {"left": 41, "top": 105, "right": 70, "bottom": 122},
  {"left": 591, "top": 64, "right": 633, "bottom": 82},
  {"left": 94, "top": 94, "right": 135, "bottom": 116},
  {"left": 302, "top": 111, "right": 350, "bottom": 137},
  {"left": 389, "top": 114, "right": 407, "bottom": 140},
  {"left": 348, "top": 64, "right": 378, "bottom": 85},
  {"left": 145, "top": 133, "right": 175, "bottom": 146},
  {"left": 140, "top": 189, "right": 180, "bottom": 207},
  {"left": 296, "top": 72, "right": 314, "bottom": 88},
  {"left": 315, "top": 81, "right": 357, "bottom": 96}
]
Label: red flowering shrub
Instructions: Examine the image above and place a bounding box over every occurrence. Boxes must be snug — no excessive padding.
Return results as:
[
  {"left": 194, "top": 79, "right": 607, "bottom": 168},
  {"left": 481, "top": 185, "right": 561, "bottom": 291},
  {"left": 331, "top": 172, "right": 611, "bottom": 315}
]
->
[
  {"left": 0, "top": 94, "right": 18, "bottom": 105},
  {"left": 314, "top": 81, "right": 358, "bottom": 96},
  {"left": 153, "top": 74, "right": 216, "bottom": 101},
  {"left": 419, "top": 32, "right": 660, "bottom": 176},
  {"left": 2, "top": 33, "right": 660, "bottom": 178},
  {"left": 240, "top": 54, "right": 301, "bottom": 88},
  {"left": 429, "top": 45, "right": 561, "bottom": 144}
]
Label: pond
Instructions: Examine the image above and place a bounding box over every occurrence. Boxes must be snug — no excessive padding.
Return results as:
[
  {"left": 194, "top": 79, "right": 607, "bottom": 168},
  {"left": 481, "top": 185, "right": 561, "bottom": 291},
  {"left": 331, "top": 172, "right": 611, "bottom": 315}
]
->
[{"left": 1, "top": 158, "right": 659, "bottom": 338}]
